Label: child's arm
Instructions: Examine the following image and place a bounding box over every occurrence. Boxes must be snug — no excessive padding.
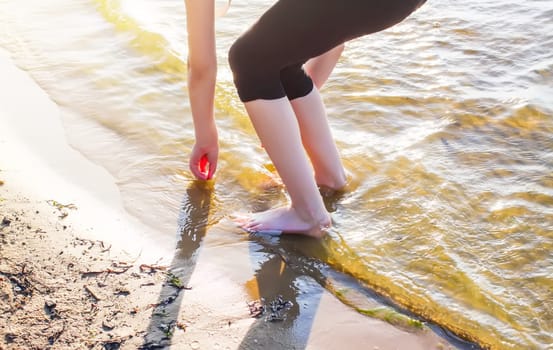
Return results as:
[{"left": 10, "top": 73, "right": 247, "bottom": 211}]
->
[
  {"left": 304, "top": 44, "right": 345, "bottom": 90},
  {"left": 185, "top": 0, "right": 218, "bottom": 180}
]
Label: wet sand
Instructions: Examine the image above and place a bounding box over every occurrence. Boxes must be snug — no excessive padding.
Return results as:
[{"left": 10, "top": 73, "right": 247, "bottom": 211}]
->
[{"left": 0, "top": 50, "right": 457, "bottom": 349}]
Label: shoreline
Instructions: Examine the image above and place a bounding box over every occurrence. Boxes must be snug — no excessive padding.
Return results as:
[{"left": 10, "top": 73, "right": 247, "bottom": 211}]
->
[{"left": 0, "top": 50, "right": 457, "bottom": 349}]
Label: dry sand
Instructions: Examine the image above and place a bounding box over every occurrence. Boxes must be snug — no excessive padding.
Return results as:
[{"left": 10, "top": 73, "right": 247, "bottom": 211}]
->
[{"left": 0, "top": 50, "right": 459, "bottom": 349}]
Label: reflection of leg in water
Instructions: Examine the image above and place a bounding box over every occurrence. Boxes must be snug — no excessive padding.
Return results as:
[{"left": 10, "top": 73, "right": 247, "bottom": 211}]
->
[
  {"left": 240, "top": 235, "right": 329, "bottom": 350},
  {"left": 175, "top": 181, "right": 214, "bottom": 260},
  {"left": 142, "top": 181, "right": 213, "bottom": 348}
]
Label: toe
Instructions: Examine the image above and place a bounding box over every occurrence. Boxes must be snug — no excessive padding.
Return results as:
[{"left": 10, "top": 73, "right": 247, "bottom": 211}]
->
[{"left": 231, "top": 212, "right": 253, "bottom": 225}]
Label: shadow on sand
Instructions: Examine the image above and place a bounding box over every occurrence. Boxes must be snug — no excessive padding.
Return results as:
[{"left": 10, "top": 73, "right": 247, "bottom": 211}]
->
[
  {"left": 138, "top": 181, "right": 479, "bottom": 350},
  {"left": 140, "top": 180, "right": 213, "bottom": 348},
  {"left": 139, "top": 180, "right": 330, "bottom": 349}
]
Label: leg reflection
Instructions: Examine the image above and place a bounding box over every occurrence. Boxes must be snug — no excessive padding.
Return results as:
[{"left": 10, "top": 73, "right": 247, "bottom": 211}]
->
[{"left": 239, "top": 235, "right": 330, "bottom": 350}]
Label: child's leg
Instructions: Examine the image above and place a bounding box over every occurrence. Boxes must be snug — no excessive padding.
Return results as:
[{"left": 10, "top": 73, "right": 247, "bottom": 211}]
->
[
  {"left": 278, "top": 47, "right": 347, "bottom": 190},
  {"left": 304, "top": 44, "right": 345, "bottom": 90},
  {"left": 242, "top": 98, "right": 331, "bottom": 238},
  {"left": 228, "top": 0, "right": 427, "bottom": 236},
  {"left": 290, "top": 88, "right": 347, "bottom": 190}
]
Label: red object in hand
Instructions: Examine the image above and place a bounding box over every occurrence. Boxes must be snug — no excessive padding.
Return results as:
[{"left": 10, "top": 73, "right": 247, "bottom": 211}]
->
[{"left": 199, "top": 155, "right": 209, "bottom": 179}]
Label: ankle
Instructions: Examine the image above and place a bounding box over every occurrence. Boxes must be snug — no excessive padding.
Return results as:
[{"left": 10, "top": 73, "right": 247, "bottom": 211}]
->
[
  {"left": 292, "top": 204, "right": 331, "bottom": 231},
  {"left": 316, "top": 172, "right": 347, "bottom": 190}
]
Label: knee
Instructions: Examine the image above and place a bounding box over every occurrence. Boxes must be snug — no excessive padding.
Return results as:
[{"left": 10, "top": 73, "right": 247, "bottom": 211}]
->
[{"left": 280, "top": 64, "right": 314, "bottom": 100}]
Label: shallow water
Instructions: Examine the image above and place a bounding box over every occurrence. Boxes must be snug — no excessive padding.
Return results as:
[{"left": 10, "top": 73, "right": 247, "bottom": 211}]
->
[{"left": 1, "top": 0, "right": 552, "bottom": 348}]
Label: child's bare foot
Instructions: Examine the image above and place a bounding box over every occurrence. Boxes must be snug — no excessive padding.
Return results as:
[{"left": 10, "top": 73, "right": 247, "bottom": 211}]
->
[{"left": 234, "top": 207, "right": 331, "bottom": 239}]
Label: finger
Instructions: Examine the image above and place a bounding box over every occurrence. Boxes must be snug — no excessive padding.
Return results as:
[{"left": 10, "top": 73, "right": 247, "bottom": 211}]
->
[
  {"left": 191, "top": 166, "right": 207, "bottom": 180},
  {"left": 190, "top": 158, "right": 208, "bottom": 180},
  {"left": 207, "top": 159, "right": 217, "bottom": 180}
]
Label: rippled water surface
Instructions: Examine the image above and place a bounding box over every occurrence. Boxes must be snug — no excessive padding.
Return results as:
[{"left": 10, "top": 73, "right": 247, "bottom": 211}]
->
[{"left": 1, "top": 0, "right": 552, "bottom": 348}]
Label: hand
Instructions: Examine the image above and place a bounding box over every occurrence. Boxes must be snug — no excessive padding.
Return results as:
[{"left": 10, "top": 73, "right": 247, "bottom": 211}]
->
[{"left": 189, "top": 142, "right": 218, "bottom": 180}]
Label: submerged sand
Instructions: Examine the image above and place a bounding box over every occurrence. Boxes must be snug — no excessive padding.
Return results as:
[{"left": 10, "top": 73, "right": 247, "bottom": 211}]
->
[{"left": 0, "top": 50, "right": 458, "bottom": 349}]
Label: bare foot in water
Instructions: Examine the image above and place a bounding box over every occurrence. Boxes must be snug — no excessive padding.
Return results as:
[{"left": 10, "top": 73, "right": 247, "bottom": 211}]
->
[{"left": 234, "top": 206, "right": 331, "bottom": 239}]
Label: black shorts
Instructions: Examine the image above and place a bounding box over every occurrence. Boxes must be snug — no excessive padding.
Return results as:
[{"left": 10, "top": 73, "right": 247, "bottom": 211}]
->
[{"left": 228, "top": 0, "right": 426, "bottom": 102}]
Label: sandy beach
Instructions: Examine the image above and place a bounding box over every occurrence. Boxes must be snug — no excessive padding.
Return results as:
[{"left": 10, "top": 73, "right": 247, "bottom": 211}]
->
[{"left": 0, "top": 50, "right": 460, "bottom": 349}]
